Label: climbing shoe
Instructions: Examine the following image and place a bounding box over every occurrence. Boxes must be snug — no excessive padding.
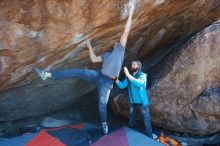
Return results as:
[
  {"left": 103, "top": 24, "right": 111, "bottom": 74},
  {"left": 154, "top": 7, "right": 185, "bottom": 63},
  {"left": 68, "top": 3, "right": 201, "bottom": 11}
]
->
[{"left": 35, "top": 67, "right": 47, "bottom": 80}]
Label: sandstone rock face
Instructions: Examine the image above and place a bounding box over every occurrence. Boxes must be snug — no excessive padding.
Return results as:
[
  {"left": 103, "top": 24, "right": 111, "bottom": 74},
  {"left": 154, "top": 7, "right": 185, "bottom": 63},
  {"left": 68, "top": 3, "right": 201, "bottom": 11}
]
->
[
  {"left": 149, "top": 20, "right": 220, "bottom": 135},
  {"left": 112, "top": 20, "right": 220, "bottom": 135},
  {"left": 0, "top": 0, "right": 220, "bottom": 124}
]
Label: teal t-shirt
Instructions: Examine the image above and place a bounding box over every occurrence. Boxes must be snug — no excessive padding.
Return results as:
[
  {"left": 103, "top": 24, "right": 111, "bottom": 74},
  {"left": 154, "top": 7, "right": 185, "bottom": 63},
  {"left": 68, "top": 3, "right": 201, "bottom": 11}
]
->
[{"left": 129, "top": 74, "right": 142, "bottom": 104}]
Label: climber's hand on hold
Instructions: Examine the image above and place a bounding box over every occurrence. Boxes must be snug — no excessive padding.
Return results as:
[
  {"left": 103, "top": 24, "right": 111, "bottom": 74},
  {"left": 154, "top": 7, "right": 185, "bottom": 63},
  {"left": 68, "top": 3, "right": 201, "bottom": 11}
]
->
[
  {"left": 86, "top": 40, "right": 92, "bottom": 49},
  {"left": 128, "top": 0, "right": 136, "bottom": 12}
]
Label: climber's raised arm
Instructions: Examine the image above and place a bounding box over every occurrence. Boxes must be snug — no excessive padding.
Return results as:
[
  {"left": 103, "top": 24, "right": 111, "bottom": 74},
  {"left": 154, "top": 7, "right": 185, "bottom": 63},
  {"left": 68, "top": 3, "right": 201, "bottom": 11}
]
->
[
  {"left": 87, "top": 41, "right": 102, "bottom": 63},
  {"left": 120, "top": 4, "right": 135, "bottom": 48}
]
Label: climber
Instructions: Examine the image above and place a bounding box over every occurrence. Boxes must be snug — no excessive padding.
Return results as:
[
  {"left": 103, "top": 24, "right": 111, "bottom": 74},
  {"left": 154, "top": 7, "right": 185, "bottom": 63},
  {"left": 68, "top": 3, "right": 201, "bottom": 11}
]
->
[
  {"left": 116, "top": 60, "right": 153, "bottom": 138},
  {"left": 34, "top": 3, "right": 135, "bottom": 135}
]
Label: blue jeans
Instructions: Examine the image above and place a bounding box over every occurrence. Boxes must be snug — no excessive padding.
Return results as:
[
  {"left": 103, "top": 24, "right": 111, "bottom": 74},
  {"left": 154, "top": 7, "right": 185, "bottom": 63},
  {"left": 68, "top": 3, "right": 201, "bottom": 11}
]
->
[
  {"left": 129, "top": 103, "right": 153, "bottom": 138},
  {"left": 50, "top": 68, "right": 114, "bottom": 123}
]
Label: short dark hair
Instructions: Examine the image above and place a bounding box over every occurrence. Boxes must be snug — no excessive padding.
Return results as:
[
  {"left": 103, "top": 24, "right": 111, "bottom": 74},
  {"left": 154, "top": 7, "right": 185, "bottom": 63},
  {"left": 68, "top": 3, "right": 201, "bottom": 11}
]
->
[{"left": 132, "top": 60, "right": 142, "bottom": 71}]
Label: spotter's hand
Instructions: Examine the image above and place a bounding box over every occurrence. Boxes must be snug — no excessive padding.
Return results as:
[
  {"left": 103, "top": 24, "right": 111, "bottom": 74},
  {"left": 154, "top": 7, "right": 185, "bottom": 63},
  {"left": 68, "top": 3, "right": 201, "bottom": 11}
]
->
[{"left": 124, "top": 67, "right": 130, "bottom": 76}]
